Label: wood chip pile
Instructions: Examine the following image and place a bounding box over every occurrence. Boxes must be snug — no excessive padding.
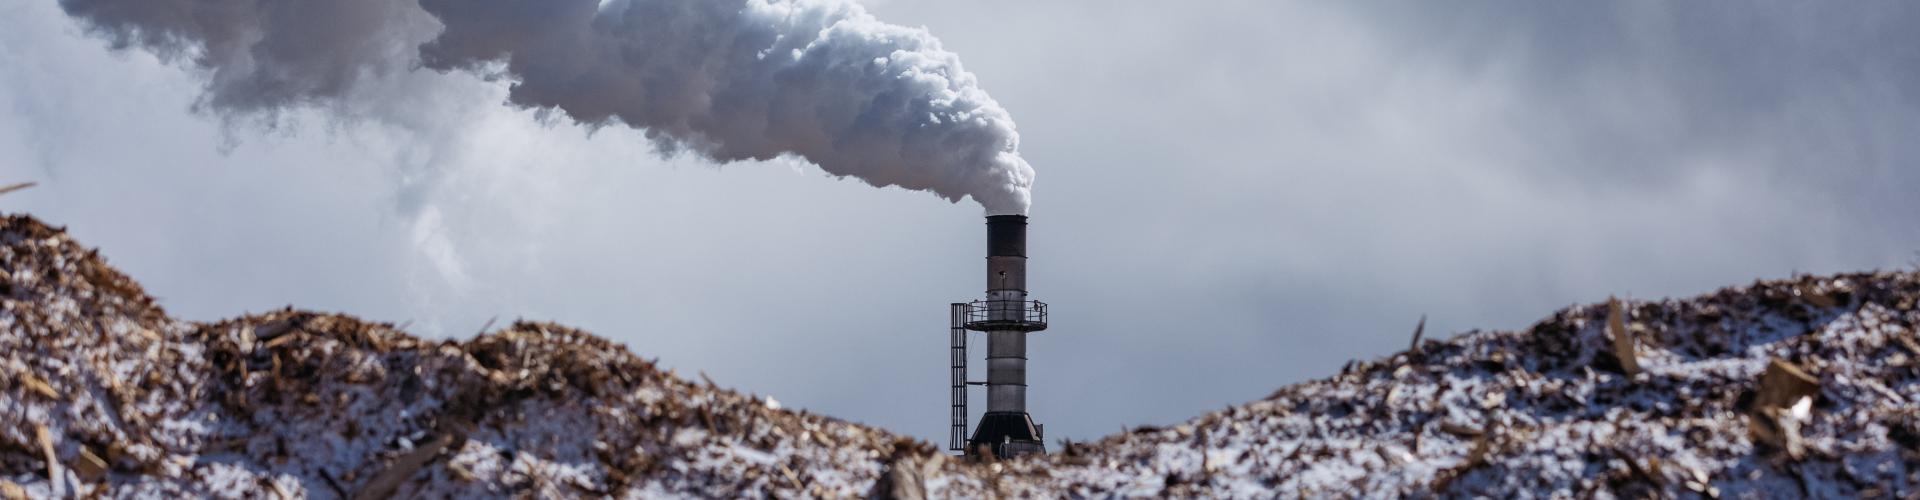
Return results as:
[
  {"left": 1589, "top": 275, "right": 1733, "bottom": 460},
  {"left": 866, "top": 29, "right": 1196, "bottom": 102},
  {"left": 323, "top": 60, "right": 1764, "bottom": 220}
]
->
[
  {"left": 0, "top": 215, "right": 917, "bottom": 498},
  {"left": 3, "top": 213, "right": 1917, "bottom": 498}
]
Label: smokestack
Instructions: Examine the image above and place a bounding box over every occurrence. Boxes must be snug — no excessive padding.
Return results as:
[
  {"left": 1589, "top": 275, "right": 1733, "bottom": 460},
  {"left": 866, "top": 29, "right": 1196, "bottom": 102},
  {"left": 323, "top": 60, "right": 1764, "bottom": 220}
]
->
[
  {"left": 983, "top": 215, "right": 1030, "bottom": 414},
  {"left": 950, "top": 215, "right": 1047, "bottom": 459}
]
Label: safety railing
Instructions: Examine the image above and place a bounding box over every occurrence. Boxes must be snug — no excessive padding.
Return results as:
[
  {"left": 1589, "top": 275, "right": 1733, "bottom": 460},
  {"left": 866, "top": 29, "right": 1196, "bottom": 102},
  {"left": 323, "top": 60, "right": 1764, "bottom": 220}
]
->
[{"left": 962, "top": 300, "right": 1047, "bottom": 331}]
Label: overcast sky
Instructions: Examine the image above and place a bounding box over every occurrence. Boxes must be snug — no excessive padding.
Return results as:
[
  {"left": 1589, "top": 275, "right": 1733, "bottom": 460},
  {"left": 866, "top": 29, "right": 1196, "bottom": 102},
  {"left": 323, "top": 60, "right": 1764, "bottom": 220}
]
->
[{"left": 4, "top": 1, "right": 1917, "bottom": 446}]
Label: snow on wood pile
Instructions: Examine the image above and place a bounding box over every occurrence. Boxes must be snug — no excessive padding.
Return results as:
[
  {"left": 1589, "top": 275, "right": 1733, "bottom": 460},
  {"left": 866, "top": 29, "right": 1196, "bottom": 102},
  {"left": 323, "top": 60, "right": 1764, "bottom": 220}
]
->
[
  {"left": 3, "top": 212, "right": 1918, "bottom": 498},
  {"left": 976, "top": 272, "right": 1920, "bottom": 498},
  {"left": 0, "top": 214, "right": 920, "bottom": 498}
]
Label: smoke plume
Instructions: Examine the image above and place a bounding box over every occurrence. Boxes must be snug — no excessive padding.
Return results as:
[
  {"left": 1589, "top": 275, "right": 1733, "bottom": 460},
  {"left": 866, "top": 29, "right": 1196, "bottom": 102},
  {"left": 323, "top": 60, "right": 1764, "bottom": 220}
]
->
[{"left": 57, "top": 0, "right": 1035, "bottom": 214}]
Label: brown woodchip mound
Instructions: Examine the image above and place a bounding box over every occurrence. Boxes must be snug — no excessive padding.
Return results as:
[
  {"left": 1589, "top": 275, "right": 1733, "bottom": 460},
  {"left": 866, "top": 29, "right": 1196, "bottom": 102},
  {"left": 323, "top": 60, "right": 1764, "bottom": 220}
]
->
[{"left": 2, "top": 213, "right": 1917, "bottom": 498}]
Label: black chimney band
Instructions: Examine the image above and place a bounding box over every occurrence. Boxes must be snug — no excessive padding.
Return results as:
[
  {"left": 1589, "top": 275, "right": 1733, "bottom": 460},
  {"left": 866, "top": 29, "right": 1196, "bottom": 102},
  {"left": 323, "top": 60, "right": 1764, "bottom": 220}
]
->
[{"left": 986, "top": 215, "right": 1027, "bottom": 257}]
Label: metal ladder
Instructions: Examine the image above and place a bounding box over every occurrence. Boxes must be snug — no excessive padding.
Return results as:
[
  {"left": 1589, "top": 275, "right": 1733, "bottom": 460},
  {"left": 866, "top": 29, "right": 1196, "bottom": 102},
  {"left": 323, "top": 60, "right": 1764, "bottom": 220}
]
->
[{"left": 949, "top": 303, "right": 968, "bottom": 452}]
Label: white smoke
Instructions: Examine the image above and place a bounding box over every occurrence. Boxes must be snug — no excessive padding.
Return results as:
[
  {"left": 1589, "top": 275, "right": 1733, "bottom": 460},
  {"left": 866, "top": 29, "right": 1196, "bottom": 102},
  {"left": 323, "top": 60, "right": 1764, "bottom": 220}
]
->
[
  {"left": 54, "top": 0, "right": 438, "bottom": 120},
  {"left": 57, "top": 0, "right": 1035, "bottom": 214}
]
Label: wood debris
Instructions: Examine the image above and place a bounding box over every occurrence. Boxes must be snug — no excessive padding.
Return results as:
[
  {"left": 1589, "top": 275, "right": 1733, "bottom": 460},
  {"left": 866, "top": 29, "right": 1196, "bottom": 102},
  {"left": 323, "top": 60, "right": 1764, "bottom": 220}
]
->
[
  {"left": 1408, "top": 314, "right": 1427, "bottom": 351},
  {"left": 353, "top": 432, "right": 462, "bottom": 500},
  {"left": 17, "top": 373, "right": 59, "bottom": 400},
  {"left": 5, "top": 212, "right": 1920, "bottom": 497},
  {"left": 1607, "top": 297, "right": 1641, "bottom": 376},
  {"left": 1438, "top": 422, "right": 1484, "bottom": 438},
  {"left": 0, "top": 182, "right": 34, "bottom": 197},
  {"left": 72, "top": 448, "right": 108, "bottom": 481},
  {"left": 1754, "top": 359, "right": 1820, "bottom": 410},
  {"left": 871, "top": 450, "right": 932, "bottom": 500},
  {"left": 33, "top": 424, "right": 57, "bottom": 488},
  {"left": 1748, "top": 359, "right": 1821, "bottom": 459}
]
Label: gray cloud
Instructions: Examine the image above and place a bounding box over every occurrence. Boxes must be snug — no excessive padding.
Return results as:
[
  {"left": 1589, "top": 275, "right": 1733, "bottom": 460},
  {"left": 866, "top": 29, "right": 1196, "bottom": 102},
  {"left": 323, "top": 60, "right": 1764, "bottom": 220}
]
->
[
  {"left": 1350, "top": 3, "right": 1920, "bottom": 196},
  {"left": 56, "top": 0, "right": 436, "bottom": 120},
  {"left": 6, "top": 0, "right": 1918, "bottom": 447}
]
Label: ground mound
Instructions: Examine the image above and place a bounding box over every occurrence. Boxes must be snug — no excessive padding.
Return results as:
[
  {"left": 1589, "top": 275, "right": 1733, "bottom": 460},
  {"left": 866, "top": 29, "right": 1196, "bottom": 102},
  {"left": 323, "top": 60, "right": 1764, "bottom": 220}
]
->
[{"left": 1, "top": 213, "right": 1916, "bottom": 498}]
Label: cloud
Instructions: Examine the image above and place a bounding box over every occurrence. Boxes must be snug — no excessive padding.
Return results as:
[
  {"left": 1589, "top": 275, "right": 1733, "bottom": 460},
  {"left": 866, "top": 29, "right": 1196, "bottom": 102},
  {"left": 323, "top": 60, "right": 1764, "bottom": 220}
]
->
[{"left": 7, "top": 0, "right": 1918, "bottom": 447}]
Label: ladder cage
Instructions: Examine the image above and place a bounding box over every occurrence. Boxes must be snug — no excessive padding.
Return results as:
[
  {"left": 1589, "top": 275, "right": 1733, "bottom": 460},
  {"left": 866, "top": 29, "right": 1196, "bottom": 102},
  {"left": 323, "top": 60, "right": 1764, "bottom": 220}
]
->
[{"left": 948, "top": 303, "right": 969, "bottom": 451}]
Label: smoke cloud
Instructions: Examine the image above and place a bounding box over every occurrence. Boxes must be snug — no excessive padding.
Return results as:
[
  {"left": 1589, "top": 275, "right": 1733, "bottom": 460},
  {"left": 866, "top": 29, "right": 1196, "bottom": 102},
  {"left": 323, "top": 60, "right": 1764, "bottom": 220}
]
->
[{"left": 57, "top": 0, "right": 1035, "bottom": 214}]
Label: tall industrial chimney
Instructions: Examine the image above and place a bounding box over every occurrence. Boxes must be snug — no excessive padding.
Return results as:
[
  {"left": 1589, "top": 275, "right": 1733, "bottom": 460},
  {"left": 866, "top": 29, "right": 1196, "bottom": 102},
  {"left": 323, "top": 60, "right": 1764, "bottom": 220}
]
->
[{"left": 948, "top": 215, "right": 1048, "bottom": 459}]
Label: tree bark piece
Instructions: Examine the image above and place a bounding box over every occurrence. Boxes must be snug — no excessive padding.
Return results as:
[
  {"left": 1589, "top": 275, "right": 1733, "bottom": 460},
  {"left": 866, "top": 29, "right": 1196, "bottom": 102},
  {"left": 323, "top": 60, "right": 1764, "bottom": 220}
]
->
[
  {"left": 73, "top": 448, "right": 108, "bottom": 481},
  {"left": 1755, "top": 359, "right": 1819, "bottom": 410},
  {"left": 1608, "top": 297, "right": 1640, "bottom": 376},
  {"left": 352, "top": 432, "right": 461, "bottom": 500},
  {"left": 1748, "top": 359, "right": 1820, "bottom": 459}
]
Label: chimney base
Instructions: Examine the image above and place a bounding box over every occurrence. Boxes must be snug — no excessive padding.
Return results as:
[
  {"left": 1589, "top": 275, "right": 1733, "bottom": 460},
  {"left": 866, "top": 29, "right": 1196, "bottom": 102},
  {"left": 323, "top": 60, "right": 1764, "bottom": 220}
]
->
[{"left": 966, "top": 411, "right": 1046, "bottom": 459}]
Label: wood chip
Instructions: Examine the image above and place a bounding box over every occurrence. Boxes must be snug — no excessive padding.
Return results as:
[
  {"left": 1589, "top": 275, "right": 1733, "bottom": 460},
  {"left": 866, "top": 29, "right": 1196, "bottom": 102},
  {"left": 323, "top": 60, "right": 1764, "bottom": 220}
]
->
[
  {"left": 73, "top": 448, "right": 108, "bottom": 481},
  {"left": 19, "top": 374, "right": 59, "bottom": 401},
  {"left": 1375, "top": 446, "right": 1405, "bottom": 466},
  {"left": 1608, "top": 297, "right": 1641, "bottom": 376},
  {"left": 0, "top": 182, "right": 35, "bottom": 197},
  {"left": 1408, "top": 315, "right": 1426, "bottom": 351},
  {"left": 262, "top": 330, "right": 305, "bottom": 349},
  {"left": 1865, "top": 380, "right": 1906, "bottom": 403},
  {"left": 1749, "top": 359, "right": 1820, "bottom": 459},
  {"left": 34, "top": 424, "right": 58, "bottom": 488},
  {"left": 352, "top": 431, "right": 461, "bottom": 500},
  {"left": 1896, "top": 335, "right": 1920, "bottom": 357},
  {"left": 779, "top": 464, "right": 803, "bottom": 488},
  {"left": 253, "top": 317, "right": 299, "bottom": 341},
  {"left": 1749, "top": 406, "right": 1803, "bottom": 459},
  {"left": 1438, "top": 422, "right": 1484, "bottom": 438},
  {"left": 872, "top": 455, "right": 929, "bottom": 500},
  {"left": 1755, "top": 359, "right": 1819, "bottom": 410},
  {"left": 1799, "top": 284, "right": 1837, "bottom": 309}
]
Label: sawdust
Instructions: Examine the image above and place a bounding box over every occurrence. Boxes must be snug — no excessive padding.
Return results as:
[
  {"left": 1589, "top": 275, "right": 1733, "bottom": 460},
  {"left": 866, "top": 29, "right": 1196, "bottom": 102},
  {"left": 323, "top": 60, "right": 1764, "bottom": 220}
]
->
[{"left": 3, "top": 212, "right": 1918, "bottom": 498}]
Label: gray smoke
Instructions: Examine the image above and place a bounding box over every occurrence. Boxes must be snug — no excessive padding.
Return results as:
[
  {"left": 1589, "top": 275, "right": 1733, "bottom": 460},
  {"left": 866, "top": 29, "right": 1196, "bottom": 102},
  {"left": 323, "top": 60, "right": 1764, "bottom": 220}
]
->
[{"left": 57, "top": 0, "right": 1035, "bottom": 214}]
